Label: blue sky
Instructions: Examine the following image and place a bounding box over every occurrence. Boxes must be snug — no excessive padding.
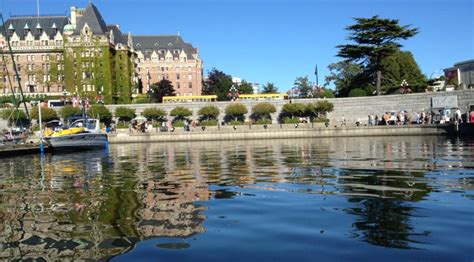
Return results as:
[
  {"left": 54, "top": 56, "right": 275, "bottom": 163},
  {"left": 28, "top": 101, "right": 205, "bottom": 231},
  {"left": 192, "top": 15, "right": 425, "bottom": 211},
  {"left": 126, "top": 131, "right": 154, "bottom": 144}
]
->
[{"left": 2, "top": 0, "right": 473, "bottom": 92}]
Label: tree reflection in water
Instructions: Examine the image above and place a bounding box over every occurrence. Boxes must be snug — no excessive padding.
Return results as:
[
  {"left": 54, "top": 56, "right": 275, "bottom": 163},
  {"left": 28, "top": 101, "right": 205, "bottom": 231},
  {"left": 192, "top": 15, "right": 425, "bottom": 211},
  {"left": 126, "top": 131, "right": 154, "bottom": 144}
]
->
[{"left": 338, "top": 169, "right": 432, "bottom": 249}]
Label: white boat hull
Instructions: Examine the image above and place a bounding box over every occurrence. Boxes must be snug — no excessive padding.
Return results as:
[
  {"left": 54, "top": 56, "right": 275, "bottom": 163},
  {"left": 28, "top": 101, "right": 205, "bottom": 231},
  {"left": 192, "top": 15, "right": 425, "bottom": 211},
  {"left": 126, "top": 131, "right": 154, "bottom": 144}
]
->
[{"left": 44, "top": 133, "right": 108, "bottom": 150}]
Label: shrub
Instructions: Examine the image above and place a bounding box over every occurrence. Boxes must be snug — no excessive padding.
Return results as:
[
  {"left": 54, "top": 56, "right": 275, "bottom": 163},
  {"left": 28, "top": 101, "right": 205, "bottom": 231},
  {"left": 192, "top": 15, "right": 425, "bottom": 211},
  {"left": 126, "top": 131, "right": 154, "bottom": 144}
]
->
[
  {"left": 59, "top": 105, "right": 82, "bottom": 119},
  {"left": 251, "top": 102, "right": 276, "bottom": 121},
  {"left": 88, "top": 104, "right": 112, "bottom": 124},
  {"left": 198, "top": 105, "right": 220, "bottom": 121},
  {"left": 348, "top": 88, "right": 367, "bottom": 97},
  {"left": 1, "top": 108, "right": 30, "bottom": 126},
  {"left": 281, "top": 103, "right": 305, "bottom": 117},
  {"left": 132, "top": 94, "right": 151, "bottom": 104},
  {"left": 322, "top": 89, "right": 335, "bottom": 98},
  {"left": 170, "top": 106, "right": 192, "bottom": 121},
  {"left": 312, "top": 117, "right": 329, "bottom": 123},
  {"left": 116, "top": 122, "right": 129, "bottom": 129},
  {"left": 172, "top": 120, "right": 185, "bottom": 127},
  {"left": 115, "top": 106, "right": 136, "bottom": 122},
  {"left": 199, "top": 119, "right": 218, "bottom": 126},
  {"left": 305, "top": 100, "right": 334, "bottom": 120},
  {"left": 31, "top": 106, "right": 59, "bottom": 122},
  {"left": 283, "top": 117, "right": 300, "bottom": 124},
  {"left": 143, "top": 107, "right": 167, "bottom": 121},
  {"left": 255, "top": 118, "right": 272, "bottom": 125},
  {"left": 224, "top": 103, "right": 247, "bottom": 122},
  {"left": 229, "top": 120, "right": 244, "bottom": 126}
]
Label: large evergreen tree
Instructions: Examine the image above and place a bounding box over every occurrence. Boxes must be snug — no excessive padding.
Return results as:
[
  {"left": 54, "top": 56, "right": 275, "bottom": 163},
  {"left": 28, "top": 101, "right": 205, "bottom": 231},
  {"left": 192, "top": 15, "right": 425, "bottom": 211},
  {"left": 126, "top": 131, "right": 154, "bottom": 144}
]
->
[
  {"left": 380, "top": 50, "right": 427, "bottom": 93},
  {"left": 150, "top": 79, "right": 176, "bottom": 103},
  {"left": 336, "top": 16, "right": 418, "bottom": 95}
]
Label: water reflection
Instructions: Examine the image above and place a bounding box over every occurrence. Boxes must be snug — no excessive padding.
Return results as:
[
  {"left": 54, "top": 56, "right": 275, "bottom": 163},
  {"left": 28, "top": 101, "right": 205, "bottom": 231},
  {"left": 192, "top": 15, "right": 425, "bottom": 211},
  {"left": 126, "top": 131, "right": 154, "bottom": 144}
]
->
[{"left": 0, "top": 136, "right": 472, "bottom": 260}]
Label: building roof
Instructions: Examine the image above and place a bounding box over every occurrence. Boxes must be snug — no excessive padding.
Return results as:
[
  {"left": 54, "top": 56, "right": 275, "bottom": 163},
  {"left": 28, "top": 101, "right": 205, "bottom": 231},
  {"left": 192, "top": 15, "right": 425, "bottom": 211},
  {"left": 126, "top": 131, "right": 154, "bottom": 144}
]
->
[
  {"left": 107, "top": 25, "right": 127, "bottom": 45},
  {"left": 0, "top": 16, "right": 69, "bottom": 40},
  {"left": 132, "top": 35, "right": 198, "bottom": 60},
  {"left": 454, "top": 59, "right": 474, "bottom": 67},
  {"left": 74, "top": 4, "right": 108, "bottom": 35}
]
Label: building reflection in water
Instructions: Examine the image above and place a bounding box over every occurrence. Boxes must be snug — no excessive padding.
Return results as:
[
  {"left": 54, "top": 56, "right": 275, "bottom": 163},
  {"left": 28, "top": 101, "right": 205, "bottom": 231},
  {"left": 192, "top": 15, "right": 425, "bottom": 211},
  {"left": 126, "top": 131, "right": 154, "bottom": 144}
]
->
[{"left": 0, "top": 136, "right": 472, "bottom": 260}]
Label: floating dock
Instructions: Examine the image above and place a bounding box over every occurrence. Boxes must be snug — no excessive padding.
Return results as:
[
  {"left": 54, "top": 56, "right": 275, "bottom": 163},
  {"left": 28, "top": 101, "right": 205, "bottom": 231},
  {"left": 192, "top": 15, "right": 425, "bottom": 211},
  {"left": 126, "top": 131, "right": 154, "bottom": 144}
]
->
[{"left": 0, "top": 144, "right": 51, "bottom": 157}]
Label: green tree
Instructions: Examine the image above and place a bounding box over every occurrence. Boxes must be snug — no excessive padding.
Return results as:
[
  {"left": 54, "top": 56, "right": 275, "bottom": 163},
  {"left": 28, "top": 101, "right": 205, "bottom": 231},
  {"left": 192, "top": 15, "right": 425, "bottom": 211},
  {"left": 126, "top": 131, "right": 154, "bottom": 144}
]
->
[
  {"left": 198, "top": 105, "right": 220, "bottom": 121},
  {"left": 251, "top": 102, "right": 276, "bottom": 121},
  {"left": 202, "top": 68, "right": 233, "bottom": 101},
  {"left": 380, "top": 50, "right": 427, "bottom": 93},
  {"left": 238, "top": 80, "right": 254, "bottom": 94},
  {"left": 31, "top": 106, "right": 59, "bottom": 122},
  {"left": 224, "top": 103, "right": 248, "bottom": 122},
  {"left": 294, "top": 76, "right": 313, "bottom": 98},
  {"left": 150, "top": 79, "right": 176, "bottom": 103},
  {"left": 349, "top": 88, "right": 367, "bottom": 97},
  {"left": 88, "top": 104, "right": 112, "bottom": 124},
  {"left": 325, "top": 61, "right": 365, "bottom": 97},
  {"left": 321, "top": 89, "right": 336, "bottom": 98},
  {"left": 306, "top": 101, "right": 334, "bottom": 120},
  {"left": 59, "top": 105, "right": 82, "bottom": 120},
  {"left": 336, "top": 16, "right": 419, "bottom": 95},
  {"left": 280, "top": 103, "right": 306, "bottom": 120},
  {"left": 170, "top": 106, "right": 192, "bottom": 121},
  {"left": 262, "top": 82, "right": 279, "bottom": 93},
  {"left": 143, "top": 108, "right": 167, "bottom": 122},
  {"left": 115, "top": 106, "right": 136, "bottom": 122}
]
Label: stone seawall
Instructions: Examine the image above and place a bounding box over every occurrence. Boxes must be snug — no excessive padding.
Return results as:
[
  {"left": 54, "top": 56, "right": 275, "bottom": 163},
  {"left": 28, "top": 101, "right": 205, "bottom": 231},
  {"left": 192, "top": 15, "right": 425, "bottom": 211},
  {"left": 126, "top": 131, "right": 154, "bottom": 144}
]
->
[
  {"left": 104, "top": 89, "right": 474, "bottom": 125},
  {"left": 108, "top": 124, "right": 449, "bottom": 144}
]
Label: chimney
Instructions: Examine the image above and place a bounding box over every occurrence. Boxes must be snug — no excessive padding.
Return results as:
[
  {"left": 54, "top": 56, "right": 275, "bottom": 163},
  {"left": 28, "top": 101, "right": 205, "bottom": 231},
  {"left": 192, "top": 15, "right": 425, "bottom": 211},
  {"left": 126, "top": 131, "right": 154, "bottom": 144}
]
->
[{"left": 70, "top": 6, "right": 77, "bottom": 28}]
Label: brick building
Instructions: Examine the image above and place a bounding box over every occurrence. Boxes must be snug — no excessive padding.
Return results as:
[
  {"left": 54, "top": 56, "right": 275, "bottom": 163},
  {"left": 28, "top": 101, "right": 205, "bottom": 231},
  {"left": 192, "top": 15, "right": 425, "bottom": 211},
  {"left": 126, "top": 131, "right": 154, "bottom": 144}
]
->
[
  {"left": 0, "top": 3, "right": 203, "bottom": 103},
  {"left": 133, "top": 35, "right": 203, "bottom": 97}
]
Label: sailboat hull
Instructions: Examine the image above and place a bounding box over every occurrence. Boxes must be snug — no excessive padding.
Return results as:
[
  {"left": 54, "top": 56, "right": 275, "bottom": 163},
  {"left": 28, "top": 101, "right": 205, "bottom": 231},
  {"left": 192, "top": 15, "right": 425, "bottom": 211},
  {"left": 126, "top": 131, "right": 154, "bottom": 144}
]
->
[{"left": 43, "top": 133, "right": 108, "bottom": 150}]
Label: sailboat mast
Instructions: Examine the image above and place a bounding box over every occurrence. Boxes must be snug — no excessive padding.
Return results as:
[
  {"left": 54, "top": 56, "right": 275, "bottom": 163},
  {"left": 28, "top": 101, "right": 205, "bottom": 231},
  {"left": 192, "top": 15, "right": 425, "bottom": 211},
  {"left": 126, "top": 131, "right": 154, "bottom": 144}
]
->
[{"left": 0, "top": 12, "right": 30, "bottom": 121}]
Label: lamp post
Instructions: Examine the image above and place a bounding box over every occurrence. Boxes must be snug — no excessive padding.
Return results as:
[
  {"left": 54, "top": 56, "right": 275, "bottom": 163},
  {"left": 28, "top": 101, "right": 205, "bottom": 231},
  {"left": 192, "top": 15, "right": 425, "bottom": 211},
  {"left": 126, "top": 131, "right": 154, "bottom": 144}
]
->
[
  {"left": 400, "top": 79, "right": 408, "bottom": 94},
  {"left": 227, "top": 83, "right": 239, "bottom": 101}
]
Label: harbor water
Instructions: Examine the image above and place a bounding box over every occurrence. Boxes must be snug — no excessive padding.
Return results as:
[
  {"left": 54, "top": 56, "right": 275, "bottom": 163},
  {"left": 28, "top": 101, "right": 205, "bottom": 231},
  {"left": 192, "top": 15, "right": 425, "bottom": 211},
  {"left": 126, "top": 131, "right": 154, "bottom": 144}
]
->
[{"left": 0, "top": 136, "right": 473, "bottom": 261}]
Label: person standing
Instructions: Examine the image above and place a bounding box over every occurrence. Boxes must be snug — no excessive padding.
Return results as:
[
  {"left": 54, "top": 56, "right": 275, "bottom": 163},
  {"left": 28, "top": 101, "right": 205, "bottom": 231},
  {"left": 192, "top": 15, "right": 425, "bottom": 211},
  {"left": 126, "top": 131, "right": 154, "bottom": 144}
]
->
[
  {"left": 469, "top": 110, "right": 474, "bottom": 123},
  {"left": 454, "top": 108, "right": 462, "bottom": 124}
]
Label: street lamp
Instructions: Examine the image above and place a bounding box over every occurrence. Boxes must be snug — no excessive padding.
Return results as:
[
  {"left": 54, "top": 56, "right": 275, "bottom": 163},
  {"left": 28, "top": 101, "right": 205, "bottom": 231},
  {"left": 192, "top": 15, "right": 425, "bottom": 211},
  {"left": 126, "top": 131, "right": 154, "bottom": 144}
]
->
[
  {"left": 227, "top": 83, "right": 239, "bottom": 101},
  {"left": 400, "top": 79, "right": 408, "bottom": 94}
]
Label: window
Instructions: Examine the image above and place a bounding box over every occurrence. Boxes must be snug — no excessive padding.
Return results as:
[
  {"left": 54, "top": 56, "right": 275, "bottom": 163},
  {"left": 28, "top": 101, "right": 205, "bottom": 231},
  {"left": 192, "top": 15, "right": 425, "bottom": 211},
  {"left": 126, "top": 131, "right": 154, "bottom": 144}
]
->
[
  {"left": 161, "top": 67, "right": 165, "bottom": 72},
  {"left": 175, "top": 67, "right": 179, "bottom": 71},
  {"left": 176, "top": 74, "right": 180, "bottom": 80},
  {"left": 188, "top": 74, "right": 192, "bottom": 80},
  {"left": 188, "top": 82, "right": 192, "bottom": 89},
  {"left": 188, "top": 66, "right": 191, "bottom": 72},
  {"left": 177, "top": 82, "right": 180, "bottom": 89}
]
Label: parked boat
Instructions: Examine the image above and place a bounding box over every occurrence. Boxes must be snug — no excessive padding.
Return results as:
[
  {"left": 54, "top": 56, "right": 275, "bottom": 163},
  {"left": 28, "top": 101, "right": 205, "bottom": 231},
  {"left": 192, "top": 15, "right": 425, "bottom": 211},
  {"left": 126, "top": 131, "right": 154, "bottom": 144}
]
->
[{"left": 43, "top": 118, "right": 108, "bottom": 151}]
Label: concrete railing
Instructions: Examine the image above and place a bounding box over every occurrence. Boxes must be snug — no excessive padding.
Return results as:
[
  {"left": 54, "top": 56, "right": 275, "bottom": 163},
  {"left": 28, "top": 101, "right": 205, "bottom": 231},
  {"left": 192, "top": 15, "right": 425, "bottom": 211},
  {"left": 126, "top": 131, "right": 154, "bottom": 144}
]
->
[{"left": 108, "top": 124, "right": 449, "bottom": 143}]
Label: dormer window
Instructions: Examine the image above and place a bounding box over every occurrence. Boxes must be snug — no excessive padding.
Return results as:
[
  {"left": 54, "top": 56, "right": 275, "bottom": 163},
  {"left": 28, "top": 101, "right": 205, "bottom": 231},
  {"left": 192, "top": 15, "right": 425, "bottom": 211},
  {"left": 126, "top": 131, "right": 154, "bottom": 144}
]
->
[
  {"left": 8, "top": 24, "right": 14, "bottom": 35},
  {"left": 36, "top": 23, "right": 42, "bottom": 35},
  {"left": 51, "top": 22, "right": 57, "bottom": 34}
]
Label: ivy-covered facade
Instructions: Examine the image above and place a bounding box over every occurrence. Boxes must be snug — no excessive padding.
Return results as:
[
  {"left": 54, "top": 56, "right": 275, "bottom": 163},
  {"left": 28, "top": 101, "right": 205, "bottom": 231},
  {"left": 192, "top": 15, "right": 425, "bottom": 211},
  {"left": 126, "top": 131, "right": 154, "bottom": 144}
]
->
[
  {"left": 0, "top": 3, "right": 136, "bottom": 104},
  {"left": 63, "top": 4, "right": 135, "bottom": 104}
]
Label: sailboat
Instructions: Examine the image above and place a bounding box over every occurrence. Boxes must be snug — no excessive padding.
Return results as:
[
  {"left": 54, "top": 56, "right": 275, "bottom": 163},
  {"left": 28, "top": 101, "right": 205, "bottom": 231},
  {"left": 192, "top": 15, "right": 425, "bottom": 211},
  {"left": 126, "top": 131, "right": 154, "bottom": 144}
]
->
[{"left": 42, "top": 117, "right": 108, "bottom": 150}]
